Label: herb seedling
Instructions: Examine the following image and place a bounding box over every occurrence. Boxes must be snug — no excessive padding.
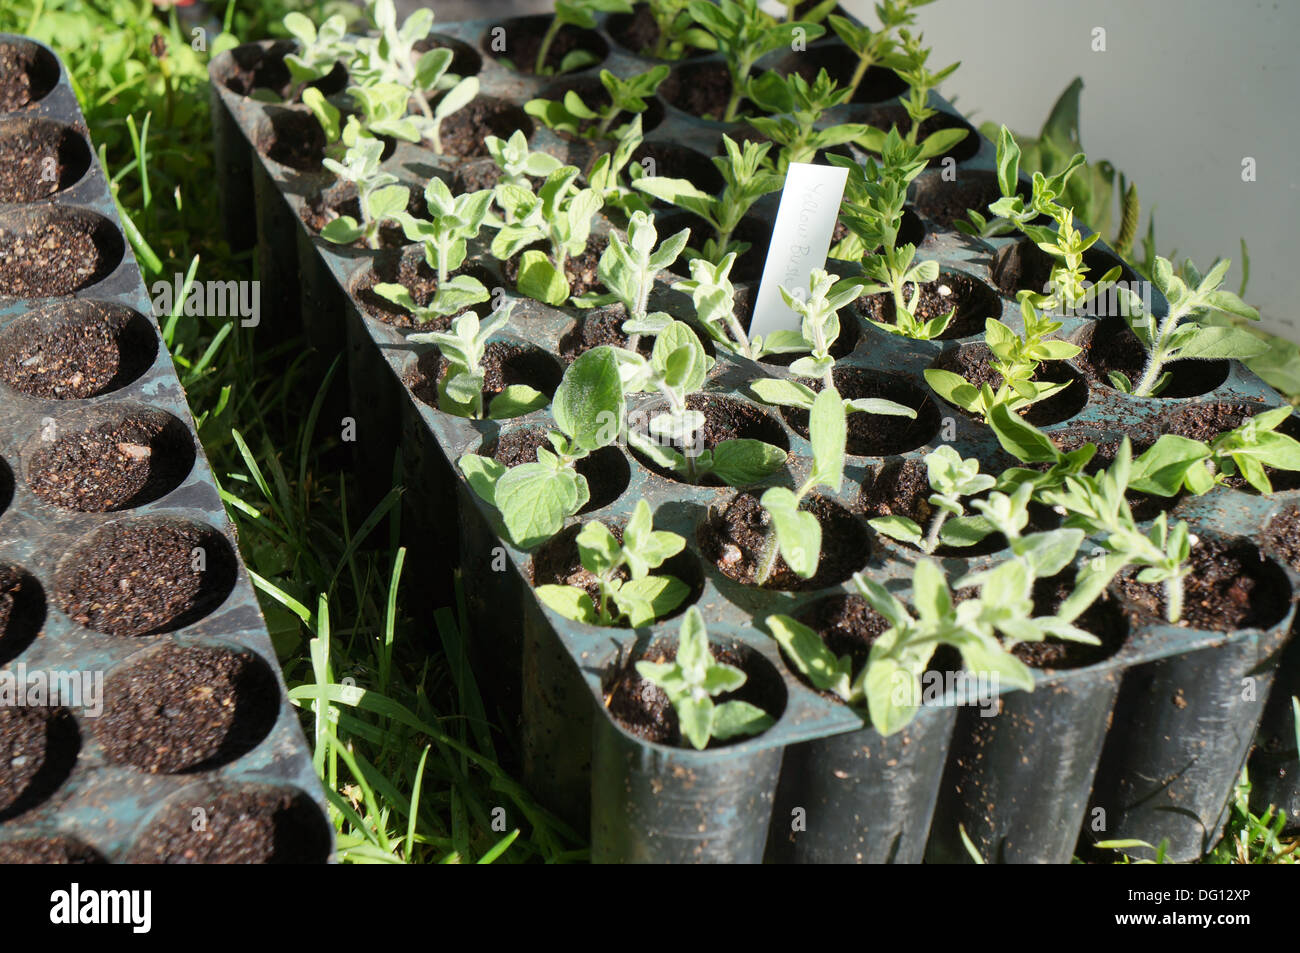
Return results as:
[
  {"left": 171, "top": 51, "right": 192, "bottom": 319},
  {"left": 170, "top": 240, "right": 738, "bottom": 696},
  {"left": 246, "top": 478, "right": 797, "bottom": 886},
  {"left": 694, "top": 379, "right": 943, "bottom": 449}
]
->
[
  {"left": 300, "top": 85, "right": 392, "bottom": 162},
  {"left": 924, "top": 296, "right": 1080, "bottom": 420},
  {"left": 747, "top": 269, "right": 917, "bottom": 418},
  {"left": 991, "top": 421, "right": 1196, "bottom": 624},
  {"left": 484, "top": 130, "right": 565, "bottom": 189},
  {"left": 1112, "top": 256, "right": 1264, "bottom": 397},
  {"left": 407, "top": 302, "right": 547, "bottom": 420},
  {"left": 525, "top": 66, "right": 669, "bottom": 146},
  {"left": 745, "top": 68, "right": 871, "bottom": 172},
  {"left": 372, "top": 178, "right": 493, "bottom": 323},
  {"left": 635, "top": 606, "right": 775, "bottom": 749},
  {"left": 957, "top": 125, "right": 1123, "bottom": 314},
  {"left": 752, "top": 386, "right": 846, "bottom": 584},
  {"left": 459, "top": 346, "right": 625, "bottom": 548},
  {"left": 983, "top": 403, "right": 1205, "bottom": 624},
  {"left": 282, "top": 10, "right": 348, "bottom": 85},
  {"left": 1116, "top": 408, "right": 1300, "bottom": 499},
  {"left": 574, "top": 210, "right": 689, "bottom": 348},
  {"left": 534, "top": 499, "right": 690, "bottom": 626},
  {"left": 834, "top": 133, "right": 954, "bottom": 339},
  {"left": 1206, "top": 408, "right": 1300, "bottom": 494},
  {"left": 346, "top": 0, "right": 481, "bottom": 154},
  {"left": 869, "top": 445, "right": 997, "bottom": 554},
  {"left": 771, "top": 554, "right": 1096, "bottom": 735},
  {"left": 633, "top": 134, "right": 783, "bottom": 264},
  {"left": 685, "top": 0, "right": 825, "bottom": 121},
  {"left": 622, "top": 321, "right": 788, "bottom": 485},
  {"left": 491, "top": 165, "right": 604, "bottom": 306},
  {"left": 826, "top": 0, "right": 929, "bottom": 102},
  {"left": 586, "top": 114, "right": 654, "bottom": 217},
  {"left": 639, "top": 0, "right": 713, "bottom": 59},
  {"left": 315, "top": 136, "right": 411, "bottom": 250},
  {"left": 675, "top": 253, "right": 798, "bottom": 362},
  {"left": 883, "top": 28, "right": 964, "bottom": 156},
  {"left": 533, "top": 0, "right": 634, "bottom": 75}
]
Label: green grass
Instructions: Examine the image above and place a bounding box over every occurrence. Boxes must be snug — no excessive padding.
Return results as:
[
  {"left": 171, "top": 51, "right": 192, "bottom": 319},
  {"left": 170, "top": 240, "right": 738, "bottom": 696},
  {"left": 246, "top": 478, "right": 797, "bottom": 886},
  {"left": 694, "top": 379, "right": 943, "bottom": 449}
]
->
[{"left": 3, "top": 0, "right": 1292, "bottom": 865}]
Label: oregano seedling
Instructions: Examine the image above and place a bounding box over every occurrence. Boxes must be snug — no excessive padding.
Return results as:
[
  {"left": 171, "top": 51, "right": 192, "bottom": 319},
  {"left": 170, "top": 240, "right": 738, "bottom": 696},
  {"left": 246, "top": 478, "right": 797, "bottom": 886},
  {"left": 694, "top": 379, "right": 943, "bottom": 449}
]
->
[
  {"left": 534, "top": 499, "right": 690, "bottom": 626},
  {"left": 635, "top": 606, "right": 775, "bottom": 749}
]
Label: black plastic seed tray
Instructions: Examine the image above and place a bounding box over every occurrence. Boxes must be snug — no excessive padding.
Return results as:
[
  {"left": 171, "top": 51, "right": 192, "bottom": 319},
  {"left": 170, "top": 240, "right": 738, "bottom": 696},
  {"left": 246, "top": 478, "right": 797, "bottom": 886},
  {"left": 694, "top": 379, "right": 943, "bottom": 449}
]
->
[
  {"left": 210, "top": 10, "right": 1299, "bottom": 863},
  {"left": 0, "top": 34, "right": 331, "bottom": 864}
]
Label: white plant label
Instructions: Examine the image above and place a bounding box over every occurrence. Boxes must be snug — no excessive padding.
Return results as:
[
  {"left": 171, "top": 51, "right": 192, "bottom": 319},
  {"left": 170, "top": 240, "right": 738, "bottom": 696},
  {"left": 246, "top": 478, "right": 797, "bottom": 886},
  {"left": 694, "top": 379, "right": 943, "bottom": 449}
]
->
[{"left": 749, "top": 161, "right": 849, "bottom": 339}]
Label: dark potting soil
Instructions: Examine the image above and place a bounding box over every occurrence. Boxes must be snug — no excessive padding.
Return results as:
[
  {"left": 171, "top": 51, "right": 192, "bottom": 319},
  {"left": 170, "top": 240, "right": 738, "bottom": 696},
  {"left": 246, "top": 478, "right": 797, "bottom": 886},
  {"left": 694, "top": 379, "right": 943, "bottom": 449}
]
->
[
  {"left": 0, "top": 122, "right": 88, "bottom": 201},
  {"left": 558, "top": 306, "right": 656, "bottom": 362},
  {"left": 666, "top": 216, "right": 772, "bottom": 283},
  {"left": 0, "top": 706, "right": 79, "bottom": 821},
  {"left": 911, "top": 173, "right": 1006, "bottom": 229},
  {"left": 930, "top": 344, "right": 1087, "bottom": 427},
  {"left": 125, "top": 787, "right": 330, "bottom": 864},
  {"left": 0, "top": 303, "right": 153, "bottom": 399},
  {"left": 0, "top": 836, "right": 104, "bottom": 864},
  {"left": 658, "top": 61, "right": 749, "bottom": 121},
  {"left": 354, "top": 251, "right": 485, "bottom": 328},
  {"left": 28, "top": 414, "right": 192, "bottom": 512},
  {"left": 608, "top": 6, "right": 663, "bottom": 56},
  {"left": 0, "top": 564, "right": 41, "bottom": 662},
  {"left": 699, "top": 491, "right": 869, "bottom": 590},
  {"left": 0, "top": 217, "right": 115, "bottom": 297},
  {"left": 496, "top": 22, "right": 602, "bottom": 75},
  {"left": 96, "top": 643, "right": 278, "bottom": 774},
  {"left": 58, "top": 522, "right": 236, "bottom": 637},
  {"left": 0, "top": 43, "right": 55, "bottom": 112},
  {"left": 1014, "top": 573, "right": 1127, "bottom": 670},
  {"left": 632, "top": 141, "right": 723, "bottom": 194},
  {"left": 782, "top": 367, "right": 940, "bottom": 457},
  {"left": 632, "top": 393, "right": 790, "bottom": 486},
  {"left": 1114, "top": 538, "right": 1289, "bottom": 631},
  {"left": 503, "top": 234, "right": 606, "bottom": 298},
  {"left": 1264, "top": 505, "right": 1300, "bottom": 572},
  {"left": 1075, "top": 317, "right": 1229, "bottom": 399},
  {"left": 860, "top": 458, "right": 1017, "bottom": 558},
  {"left": 259, "top": 108, "right": 328, "bottom": 171},
  {"left": 406, "top": 340, "right": 562, "bottom": 412},
  {"left": 605, "top": 642, "right": 781, "bottom": 747},
  {"left": 492, "top": 425, "right": 630, "bottom": 512},
  {"left": 853, "top": 271, "right": 998, "bottom": 340},
  {"left": 437, "top": 97, "right": 532, "bottom": 158}
]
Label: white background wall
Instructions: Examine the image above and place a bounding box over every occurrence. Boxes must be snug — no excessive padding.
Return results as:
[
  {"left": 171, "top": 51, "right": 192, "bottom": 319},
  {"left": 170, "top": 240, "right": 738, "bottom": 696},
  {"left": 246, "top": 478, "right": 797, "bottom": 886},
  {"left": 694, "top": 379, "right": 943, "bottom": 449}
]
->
[{"left": 838, "top": 0, "right": 1300, "bottom": 337}]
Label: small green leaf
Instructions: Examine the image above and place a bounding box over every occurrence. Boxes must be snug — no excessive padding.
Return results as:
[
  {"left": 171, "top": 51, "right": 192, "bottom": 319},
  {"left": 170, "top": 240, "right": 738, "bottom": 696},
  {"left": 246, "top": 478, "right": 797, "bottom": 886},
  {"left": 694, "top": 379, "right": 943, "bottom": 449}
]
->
[
  {"left": 710, "top": 701, "right": 774, "bottom": 741},
  {"left": 516, "top": 249, "right": 571, "bottom": 306},
  {"left": 534, "top": 584, "right": 599, "bottom": 624},
  {"left": 488, "top": 385, "right": 548, "bottom": 419}
]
